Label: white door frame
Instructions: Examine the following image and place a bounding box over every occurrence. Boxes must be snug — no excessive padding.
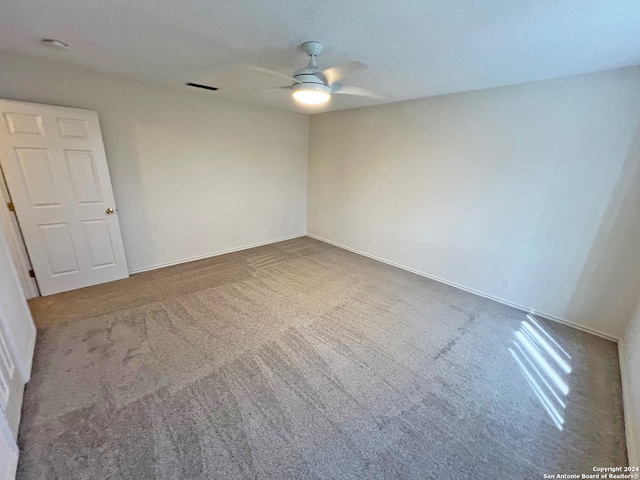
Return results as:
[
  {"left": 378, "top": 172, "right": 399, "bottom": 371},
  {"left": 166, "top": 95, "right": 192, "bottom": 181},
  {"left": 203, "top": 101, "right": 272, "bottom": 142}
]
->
[
  {"left": 0, "top": 205, "right": 37, "bottom": 480},
  {"left": 0, "top": 170, "right": 39, "bottom": 299},
  {"left": 0, "top": 413, "right": 19, "bottom": 480}
]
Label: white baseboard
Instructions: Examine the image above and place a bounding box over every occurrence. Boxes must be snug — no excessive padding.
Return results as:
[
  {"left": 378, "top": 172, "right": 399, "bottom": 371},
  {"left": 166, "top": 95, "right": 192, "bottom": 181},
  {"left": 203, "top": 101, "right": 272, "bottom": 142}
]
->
[
  {"left": 307, "top": 233, "right": 619, "bottom": 343},
  {"left": 130, "top": 232, "right": 620, "bottom": 342},
  {"left": 128, "top": 233, "right": 306, "bottom": 275},
  {"left": 22, "top": 331, "right": 36, "bottom": 382}
]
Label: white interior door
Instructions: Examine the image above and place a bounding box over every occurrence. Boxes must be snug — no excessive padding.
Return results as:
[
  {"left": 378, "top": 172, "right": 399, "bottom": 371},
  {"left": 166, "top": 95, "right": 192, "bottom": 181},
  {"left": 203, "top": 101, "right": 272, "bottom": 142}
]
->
[
  {"left": 0, "top": 323, "right": 22, "bottom": 480},
  {"left": 0, "top": 212, "right": 37, "bottom": 480},
  {"left": 0, "top": 99, "right": 128, "bottom": 295},
  {"left": 0, "top": 268, "right": 24, "bottom": 480}
]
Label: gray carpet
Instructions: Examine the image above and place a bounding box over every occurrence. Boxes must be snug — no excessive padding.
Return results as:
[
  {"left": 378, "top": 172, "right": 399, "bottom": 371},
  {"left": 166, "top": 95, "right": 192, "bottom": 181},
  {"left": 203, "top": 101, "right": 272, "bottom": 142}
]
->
[{"left": 18, "top": 237, "right": 627, "bottom": 479}]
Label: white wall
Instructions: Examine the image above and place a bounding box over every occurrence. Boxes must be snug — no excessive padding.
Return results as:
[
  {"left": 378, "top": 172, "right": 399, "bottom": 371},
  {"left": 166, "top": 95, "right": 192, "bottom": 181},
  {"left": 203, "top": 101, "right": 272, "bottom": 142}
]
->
[
  {"left": 308, "top": 66, "right": 640, "bottom": 339},
  {"left": 0, "top": 52, "right": 308, "bottom": 273},
  {"left": 622, "top": 305, "right": 640, "bottom": 466}
]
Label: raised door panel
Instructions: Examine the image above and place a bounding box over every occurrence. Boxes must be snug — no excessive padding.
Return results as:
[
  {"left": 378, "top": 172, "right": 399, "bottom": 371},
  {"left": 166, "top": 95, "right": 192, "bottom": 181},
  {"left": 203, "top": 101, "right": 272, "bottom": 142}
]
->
[
  {"left": 0, "top": 315, "right": 24, "bottom": 438},
  {"left": 0, "top": 329, "right": 15, "bottom": 410},
  {"left": 64, "top": 150, "right": 103, "bottom": 204},
  {"left": 82, "top": 219, "right": 116, "bottom": 268},
  {"left": 14, "top": 148, "right": 60, "bottom": 207},
  {"left": 2, "top": 112, "right": 45, "bottom": 137},
  {"left": 57, "top": 117, "right": 89, "bottom": 140},
  {"left": 38, "top": 223, "right": 80, "bottom": 276}
]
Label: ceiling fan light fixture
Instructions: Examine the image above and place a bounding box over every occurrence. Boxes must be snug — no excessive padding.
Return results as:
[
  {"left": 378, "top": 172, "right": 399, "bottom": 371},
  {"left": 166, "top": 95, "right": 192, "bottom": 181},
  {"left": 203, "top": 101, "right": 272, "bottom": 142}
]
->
[{"left": 292, "top": 83, "right": 331, "bottom": 105}]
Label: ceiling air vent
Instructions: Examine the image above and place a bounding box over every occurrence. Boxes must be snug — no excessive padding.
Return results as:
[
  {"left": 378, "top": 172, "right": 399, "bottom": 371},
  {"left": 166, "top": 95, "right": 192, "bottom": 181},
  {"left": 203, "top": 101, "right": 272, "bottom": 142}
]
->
[{"left": 185, "top": 82, "right": 218, "bottom": 91}]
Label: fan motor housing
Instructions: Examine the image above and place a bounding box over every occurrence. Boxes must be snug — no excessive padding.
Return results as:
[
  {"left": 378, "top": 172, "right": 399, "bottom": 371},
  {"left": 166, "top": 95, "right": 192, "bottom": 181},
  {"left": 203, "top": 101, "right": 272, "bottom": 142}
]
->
[
  {"left": 292, "top": 83, "right": 331, "bottom": 95},
  {"left": 294, "top": 72, "right": 327, "bottom": 85}
]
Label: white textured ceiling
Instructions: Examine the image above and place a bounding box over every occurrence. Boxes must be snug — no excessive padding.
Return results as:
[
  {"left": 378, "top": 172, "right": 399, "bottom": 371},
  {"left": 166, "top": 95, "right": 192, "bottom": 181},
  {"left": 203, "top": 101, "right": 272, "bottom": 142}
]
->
[{"left": 1, "top": 0, "right": 639, "bottom": 114}]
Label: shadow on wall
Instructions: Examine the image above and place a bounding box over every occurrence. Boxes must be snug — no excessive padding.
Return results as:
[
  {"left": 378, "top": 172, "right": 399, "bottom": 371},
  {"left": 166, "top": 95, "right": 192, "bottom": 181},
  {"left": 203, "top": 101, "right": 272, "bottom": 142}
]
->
[
  {"left": 566, "top": 122, "right": 640, "bottom": 338},
  {"left": 96, "top": 102, "right": 157, "bottom": 272}
]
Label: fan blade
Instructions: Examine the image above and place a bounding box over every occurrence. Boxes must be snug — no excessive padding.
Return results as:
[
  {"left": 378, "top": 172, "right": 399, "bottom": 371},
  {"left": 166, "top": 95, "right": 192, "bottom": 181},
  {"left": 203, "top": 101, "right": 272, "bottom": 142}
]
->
[
  {"left": 322, "top": 61, "right": 366, "bottom": 85},
  {"left": 332, "top": 84, "right": 380, "bottom": 99},
  {"left": 245, "top": 66, "right": 299, "bottom": 84},
  {"left": 264, "top": 85, "right": 294, "bottom": 92}
]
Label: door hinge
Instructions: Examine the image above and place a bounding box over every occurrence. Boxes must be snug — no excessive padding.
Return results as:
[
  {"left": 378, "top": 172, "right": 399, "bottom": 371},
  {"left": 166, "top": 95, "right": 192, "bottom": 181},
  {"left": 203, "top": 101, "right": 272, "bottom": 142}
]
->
[
  {"left": 7, "top": 202, "right": 15, "bottom": 212},
  {"left": 28, "top": 269, "right": 35, "bottom": 278}
]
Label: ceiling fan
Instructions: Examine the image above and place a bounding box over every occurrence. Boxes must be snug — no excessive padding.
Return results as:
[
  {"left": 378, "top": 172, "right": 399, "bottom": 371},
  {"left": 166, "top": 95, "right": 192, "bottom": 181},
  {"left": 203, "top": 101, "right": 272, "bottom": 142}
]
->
[{"left": 249, "top": 41, "right": 379, "bottom": 105}]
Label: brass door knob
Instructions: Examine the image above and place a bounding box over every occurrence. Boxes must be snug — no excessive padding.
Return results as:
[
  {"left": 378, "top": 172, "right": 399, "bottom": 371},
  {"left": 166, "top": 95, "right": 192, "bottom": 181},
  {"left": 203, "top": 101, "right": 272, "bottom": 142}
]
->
[{"left": 106, "top": 208, "right": 114, "bottom": 215}]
